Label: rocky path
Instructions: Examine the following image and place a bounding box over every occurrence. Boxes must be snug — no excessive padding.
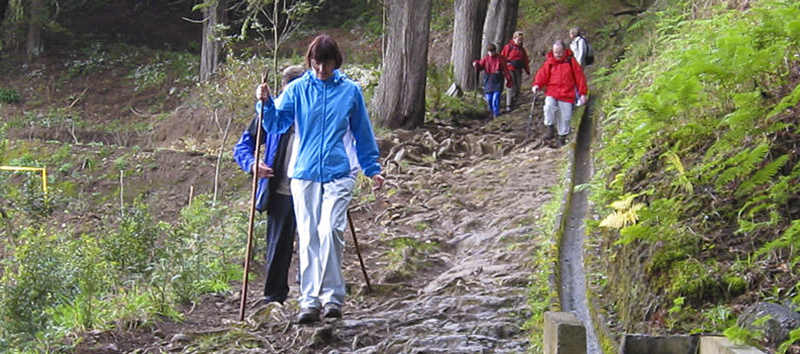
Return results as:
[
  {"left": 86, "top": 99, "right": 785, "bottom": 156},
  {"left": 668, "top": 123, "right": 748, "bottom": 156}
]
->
[{"left": 78, "top": 97, "right": 570, "bottom": 353}]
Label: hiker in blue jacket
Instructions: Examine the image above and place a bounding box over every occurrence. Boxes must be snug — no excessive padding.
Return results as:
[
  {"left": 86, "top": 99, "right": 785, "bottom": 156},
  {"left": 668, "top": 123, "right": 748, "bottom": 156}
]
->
[
  {"left": 233, "top": 65, "right": 305, "bottom": 306},
  {"left": 255, "top": 34, "right": 384, "bottom": 324}
]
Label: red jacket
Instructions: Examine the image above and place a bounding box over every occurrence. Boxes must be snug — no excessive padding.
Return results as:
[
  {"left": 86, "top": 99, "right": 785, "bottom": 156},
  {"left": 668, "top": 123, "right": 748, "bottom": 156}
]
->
[
  {"left": 532, "top": 48, "right": 588, "bottom": 103},
  {"left": 473, "top": 53, "right": 513, "bottom": 91},
  {"left": 501, "top": 40, "right": 530, "bottom": 75}
]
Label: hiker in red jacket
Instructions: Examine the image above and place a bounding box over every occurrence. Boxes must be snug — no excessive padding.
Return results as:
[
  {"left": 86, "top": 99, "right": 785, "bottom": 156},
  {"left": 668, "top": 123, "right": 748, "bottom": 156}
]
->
[
  {"left": 501, "top": 31, "right": 530, "bottom": 112},
  {"left": 531, "top": 40, "right": 588, "bottom": 147},
  {"left": 473, "top": 43, "right": 512, "bottom": 120}
]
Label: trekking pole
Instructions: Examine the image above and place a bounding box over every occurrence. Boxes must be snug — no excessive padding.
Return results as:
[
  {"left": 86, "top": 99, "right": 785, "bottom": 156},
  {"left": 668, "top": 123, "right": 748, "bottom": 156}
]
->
[
  {"left": 239, "top": 71, "right": 268, "bottom": 321},
  {"left": 526, "top": 92, "right": 537, "bottom": 141},
  {"left": 347, "top": 208, "right": 372, "bottom": 293},
  {"left": 474, "top": 67, "right": 480, "bottom": 105}
]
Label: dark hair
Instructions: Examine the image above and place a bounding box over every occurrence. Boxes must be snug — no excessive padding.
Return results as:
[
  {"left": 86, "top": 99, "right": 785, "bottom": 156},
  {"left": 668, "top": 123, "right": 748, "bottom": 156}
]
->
[
  {"left": 305, "top": 34, "right": 344, "bottom": 69},
  {"left": 487, "top": 43, "right": 497, "bottom": 52}
]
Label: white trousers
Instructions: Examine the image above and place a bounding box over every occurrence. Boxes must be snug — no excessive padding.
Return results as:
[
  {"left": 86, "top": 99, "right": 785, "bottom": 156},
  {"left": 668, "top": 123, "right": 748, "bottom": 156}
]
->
[
  {"left": 543, "top": 96, "right": 574, "bottom": 136},
  {"left": 291, "top": 176, "right": 355, "bottom": 309}
]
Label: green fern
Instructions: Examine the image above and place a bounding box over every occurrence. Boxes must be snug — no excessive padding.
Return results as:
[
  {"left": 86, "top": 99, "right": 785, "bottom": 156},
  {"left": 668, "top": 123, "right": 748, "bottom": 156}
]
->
[
  {"left": 766, "top": 82, "right": 800, "bottom": 118},
  {"left": 736, "top": 210, "right": 780, "bottom": 235},
  {"left": 736, "top": 154, "right": 789, "bottom": 196},
  {"left": 778, "top": 326, "right": 800, "bottom": 354},
  {"left": 715, "top": 143, "right": 770, "bottom": 189},
  {"left": 755, "top": 219, "right": 800, "bottom": 260},
  {"left": 661, "top": 150, "right": 693, "bottom": 195}
]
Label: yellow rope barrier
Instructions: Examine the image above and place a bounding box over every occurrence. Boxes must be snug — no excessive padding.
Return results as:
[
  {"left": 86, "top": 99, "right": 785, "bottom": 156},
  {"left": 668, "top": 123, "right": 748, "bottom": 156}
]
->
[{"left": 0, "top": 166, "right": 48, "bottom": 194}]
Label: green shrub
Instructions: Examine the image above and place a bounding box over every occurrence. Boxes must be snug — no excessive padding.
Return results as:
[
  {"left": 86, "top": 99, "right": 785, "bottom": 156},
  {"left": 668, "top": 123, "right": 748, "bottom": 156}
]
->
[
  {"left": 0, "top": 87, "right": 21, "bottom": 103},
  {"left": 0, "top": 228, "right": 75, "bottom": 349},
  {"left": 101, "top": 199, "right": 161, "bottom": 275},
  {"left": 151, "top": 195, "right": 243, "bottom": 307}
]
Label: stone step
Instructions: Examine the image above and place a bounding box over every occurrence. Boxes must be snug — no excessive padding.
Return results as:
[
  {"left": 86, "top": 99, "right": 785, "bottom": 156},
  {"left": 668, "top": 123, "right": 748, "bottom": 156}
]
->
[
  {"left": 542, "top": 312, "right": 766, "bottom": 354},
  {"left": 544, "top": 311, "right": 586, "bottom": 354},
  {"left": 620, "top": 334, "right": 698, "bottom": 354},
  {"left": 699, "top": 336, "right": 765, "bottom": 354}
]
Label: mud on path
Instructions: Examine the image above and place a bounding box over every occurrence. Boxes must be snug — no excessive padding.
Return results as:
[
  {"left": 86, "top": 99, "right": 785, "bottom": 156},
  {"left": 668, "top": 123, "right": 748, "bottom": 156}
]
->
[{"left": 76, "top": 95, "right": 567, "bottom": 353}]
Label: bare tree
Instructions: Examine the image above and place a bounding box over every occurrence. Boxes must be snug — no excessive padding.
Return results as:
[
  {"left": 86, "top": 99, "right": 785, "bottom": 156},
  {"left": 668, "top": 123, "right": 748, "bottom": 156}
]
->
[
  {"left": 451, "top": 0, "right": 489, "bottom": 92},
  {"left": 0, "top": 0, "right": 8, "bottom": 23},
  {"left": 481, "top": 0, "right": 519, "bottom": 53},
  {"left": 372, "top": 0, "right": 432, "bottom": 129},
  {"left": 241, "top": 0, "right": 320, "bottom": 90},
  {"left": 26, "top": 0, "right": 44, "bottom": 57},
  {"left": 198, "top": 0, "right": 229, "bottom": 81}
]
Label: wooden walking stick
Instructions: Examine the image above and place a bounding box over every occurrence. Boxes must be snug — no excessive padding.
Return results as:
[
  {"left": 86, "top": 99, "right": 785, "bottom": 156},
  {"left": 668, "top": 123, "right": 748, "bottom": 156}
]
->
[
  {"left": 347, "top": 209, "right": 372, "bottom": 293},
  {"left": 526, "top": 91, "right": 538, "bottom": 141},
  {"left": 239, "top": 71, "right": 268, "bottom": 321}
]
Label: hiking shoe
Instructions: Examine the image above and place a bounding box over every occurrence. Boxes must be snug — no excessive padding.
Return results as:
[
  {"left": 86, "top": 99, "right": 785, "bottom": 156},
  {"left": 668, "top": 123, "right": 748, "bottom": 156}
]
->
[
  {"left": 504, "top": 107, "right": 513, "bottom": 113},
  {"left": 558, "top": 135, "right": 567, "bottom": 147},
  {"left": 544, "top": 125, "right": 555, "bottom": 140},
  {"left": 322, "top": 303, "right": 342, "bottom": 319},
  {"left": 296, "top": 307, "right": 321, "bottom": 324}
]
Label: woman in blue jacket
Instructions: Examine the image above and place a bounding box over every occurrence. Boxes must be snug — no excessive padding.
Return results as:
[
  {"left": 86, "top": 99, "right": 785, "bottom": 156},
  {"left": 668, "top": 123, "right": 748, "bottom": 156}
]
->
[
  {"left": 233, "top": 65, "right": 305, "bottom": 305},
  {"left": 256, "top": 34, "right": 384, "bottom": 324}
]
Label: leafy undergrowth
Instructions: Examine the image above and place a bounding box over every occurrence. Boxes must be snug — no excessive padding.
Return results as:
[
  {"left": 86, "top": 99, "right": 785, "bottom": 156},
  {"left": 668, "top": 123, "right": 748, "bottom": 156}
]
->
[{"left": 589, "top": 0, "right": 800, "bottom": 352}]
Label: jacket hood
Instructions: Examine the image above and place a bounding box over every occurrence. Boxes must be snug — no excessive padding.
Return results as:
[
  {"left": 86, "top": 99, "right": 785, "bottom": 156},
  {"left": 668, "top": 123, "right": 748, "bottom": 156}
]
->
[
  {"left": 303, "top": 68, "right": 348, "bottom": 87},
  {"left": 546, "top": 48, "right": 575, "bottom": 64}
]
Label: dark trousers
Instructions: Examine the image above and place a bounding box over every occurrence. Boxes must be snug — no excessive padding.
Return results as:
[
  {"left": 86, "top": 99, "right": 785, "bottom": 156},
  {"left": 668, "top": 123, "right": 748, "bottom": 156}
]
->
[{"left": 263, "top": 193, "right": 296, "bottom": 303}]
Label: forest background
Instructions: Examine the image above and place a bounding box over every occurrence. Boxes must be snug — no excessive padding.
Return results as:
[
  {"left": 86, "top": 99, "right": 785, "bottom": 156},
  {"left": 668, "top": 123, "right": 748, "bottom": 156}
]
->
[{"left": 1, "top": 0, "right": 800, "bottom": 353}]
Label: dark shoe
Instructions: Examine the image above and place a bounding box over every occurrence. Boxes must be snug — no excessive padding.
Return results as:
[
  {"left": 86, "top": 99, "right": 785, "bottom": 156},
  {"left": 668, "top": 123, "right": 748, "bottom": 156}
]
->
[
  {"left": 322, "top": 303, "right": 342, "bottom": 319},
  {"left": 296, "top": 307, "right": 320, "bottom": 324},
  {"left": 544, "top": 125, "right": 555, "bottom": 140},
  {"left": 558, "top": 135, "right": 567, "bottom": 147}
]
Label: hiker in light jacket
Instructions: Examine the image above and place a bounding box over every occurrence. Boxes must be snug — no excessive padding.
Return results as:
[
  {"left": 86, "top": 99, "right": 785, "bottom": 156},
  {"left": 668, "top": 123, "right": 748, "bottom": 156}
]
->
[
  {"left": 569, "top": 27, "right": 587, "bottom": 66},
  {"left": 473, "top": 43, "right": 513, "bottom": 120},
  {"left": 233, "top": 65, "right": 305, "bottom": 305},
  {"left": 256, "top": 34, "right": 384, "bottom": 325},
  {"left": 501, "top": 31, "right": 531, "bottom": 112},
  {"left": 531, "top": 40, "right": 588, "bottom": 147}
]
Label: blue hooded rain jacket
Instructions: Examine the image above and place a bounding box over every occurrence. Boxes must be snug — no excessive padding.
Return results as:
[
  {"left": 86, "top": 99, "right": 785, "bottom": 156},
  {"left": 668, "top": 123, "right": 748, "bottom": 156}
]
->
[{"left": 257, "top": 69, "right": 381, "bottom": 182}]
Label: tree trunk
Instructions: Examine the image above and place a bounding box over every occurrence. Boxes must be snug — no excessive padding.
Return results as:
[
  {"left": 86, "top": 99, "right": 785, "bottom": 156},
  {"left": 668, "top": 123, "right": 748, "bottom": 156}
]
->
[
  {"left": 372, "top": 0, "right": 432, "bottom": 130},
  {"left": 200, "top": 0, "right": 228, "bottom": 82},
  {"left": 451, "top": 0, "right": 488, "bottom": 92},
  {"left": 26, "top": 0, "right": 44, "bottom": 57},
  {"left": 1, "top": 0, "right": 8, "bottom": 23},
  {"left": 481, "top": 0, "right": 519, "bottom": 53}
]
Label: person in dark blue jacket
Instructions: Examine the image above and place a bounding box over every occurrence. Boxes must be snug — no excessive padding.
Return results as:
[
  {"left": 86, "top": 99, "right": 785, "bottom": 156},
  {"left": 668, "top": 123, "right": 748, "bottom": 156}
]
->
[
  {"left": 256, "top": 34, "right": 384, "bottom": 324},
  {"left": 233, "top": 65, "right": 305, "bottom": 305}
]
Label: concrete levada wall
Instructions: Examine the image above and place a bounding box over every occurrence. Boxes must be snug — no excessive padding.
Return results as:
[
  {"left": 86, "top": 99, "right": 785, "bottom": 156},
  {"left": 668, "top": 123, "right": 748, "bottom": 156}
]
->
[{"left": 542, "top": 311, "right": 766, "bottom": 354}]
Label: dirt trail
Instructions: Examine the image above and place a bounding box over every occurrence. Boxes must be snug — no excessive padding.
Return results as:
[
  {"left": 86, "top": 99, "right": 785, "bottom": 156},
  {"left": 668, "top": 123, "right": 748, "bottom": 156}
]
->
[{"left": 77, "top": 92, "right": 570, "bottom": 353}]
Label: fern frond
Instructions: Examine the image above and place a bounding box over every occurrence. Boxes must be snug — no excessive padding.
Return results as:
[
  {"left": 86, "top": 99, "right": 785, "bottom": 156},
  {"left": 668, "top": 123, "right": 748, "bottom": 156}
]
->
[
  {"left": 609, "top": 194, "right": 638, "bottom": 211},
  {"left": 716, "top": 143, "right": 770, "bottom": 188},
  {"left": 601, "top": 201, "right": 644, "bottom": 229},
  {"left": 737, "top": 210, "right": 780, "bottom": 235},
  {"left": 662, "top": 150, "right": 694, "bottom": 195},
  {"left": 766, "top": 81, "right": 800, "bottom": 118},
  {"left": 600, "top": 211, "right": 629, "bottom": 229},
  {"left": 738, "top": 194, "right": 774, "bottom": 220},
  {"left": 662, "top": 150, "right": 685, "bottom": 174},
  {"left": 737, "top": 154, "right": 789, "bottom": 196},
  {"left": 755, "top": 219, "right": 800, "bottom": 257},
  {"left": 616, "top": 223, "right": 653, "bottom": 245}
]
